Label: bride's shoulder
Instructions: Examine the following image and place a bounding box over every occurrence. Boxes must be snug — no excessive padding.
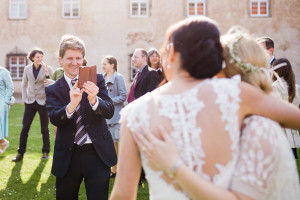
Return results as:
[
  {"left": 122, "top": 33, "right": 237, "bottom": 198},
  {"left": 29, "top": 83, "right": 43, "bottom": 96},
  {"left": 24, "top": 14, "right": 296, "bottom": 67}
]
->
[{"left": 120, "top": 89, "right": 159, "bottom": 127}]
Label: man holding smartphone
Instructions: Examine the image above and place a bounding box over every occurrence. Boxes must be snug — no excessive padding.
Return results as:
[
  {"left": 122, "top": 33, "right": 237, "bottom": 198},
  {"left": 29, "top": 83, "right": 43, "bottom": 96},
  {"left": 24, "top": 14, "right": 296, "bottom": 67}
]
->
[{"left": 45, "top": 35, "right": 117, "bottom": 199}]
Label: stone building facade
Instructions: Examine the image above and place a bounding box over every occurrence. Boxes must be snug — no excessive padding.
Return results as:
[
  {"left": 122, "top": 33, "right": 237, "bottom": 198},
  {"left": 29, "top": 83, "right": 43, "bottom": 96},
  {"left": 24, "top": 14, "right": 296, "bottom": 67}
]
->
[{"left": 1, "top": 0, "right": 299, "bottom": 95}]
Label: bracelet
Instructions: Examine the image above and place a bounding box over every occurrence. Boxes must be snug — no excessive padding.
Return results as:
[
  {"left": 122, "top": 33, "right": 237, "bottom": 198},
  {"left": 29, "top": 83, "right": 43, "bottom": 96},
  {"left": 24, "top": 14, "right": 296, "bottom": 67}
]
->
[
  {"left": 45, "top": 75, "right": 50, "bottom": 79},
  {"left": 165, "top": 159, "right": 183, "bottom": 179}
]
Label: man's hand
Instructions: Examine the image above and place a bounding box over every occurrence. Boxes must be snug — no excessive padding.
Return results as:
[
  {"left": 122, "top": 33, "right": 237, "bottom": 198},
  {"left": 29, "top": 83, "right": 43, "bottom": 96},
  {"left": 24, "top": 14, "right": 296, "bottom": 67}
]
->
[
  {"left": 42, "top": 62, "right": 49, "bottom": 76},
  {"left": 44, "top": 79, "right": 54, "bottom": 87},
  {"left": 67, "top": 80, "right": 83, "bottom": 114},
  {"left": 83, "top": 81, "right": 99, "bottom": 105}
]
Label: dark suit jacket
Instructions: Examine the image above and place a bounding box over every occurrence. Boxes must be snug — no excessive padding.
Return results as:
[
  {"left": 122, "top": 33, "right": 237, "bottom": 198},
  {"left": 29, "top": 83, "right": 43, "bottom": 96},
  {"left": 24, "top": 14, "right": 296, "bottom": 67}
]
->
[
  {"left": 45, "top": 74, "right": 117, "bottom": 178},
  {"left": 134, "top": 65, "right": 159, "bottom": 99}
]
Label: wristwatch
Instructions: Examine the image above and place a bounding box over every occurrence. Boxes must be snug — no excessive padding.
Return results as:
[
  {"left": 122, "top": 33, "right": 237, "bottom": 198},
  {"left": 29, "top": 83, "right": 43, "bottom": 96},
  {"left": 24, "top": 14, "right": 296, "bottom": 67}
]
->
[
  {"left": 165, "top": 159, "right": 183, "bottom": 179},
  {"left": 45, "top": 75, "right": 50, "bottom": 79}
]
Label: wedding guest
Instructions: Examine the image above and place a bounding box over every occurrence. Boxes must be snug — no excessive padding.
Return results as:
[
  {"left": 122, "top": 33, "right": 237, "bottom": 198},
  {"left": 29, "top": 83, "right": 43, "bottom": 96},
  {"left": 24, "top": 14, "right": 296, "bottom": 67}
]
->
[
  {"left": 102, "top": 55, "right": 127, "bottom": 177},
  {"left": 110, "top": 17, "right": 300, "bottom": 200},
  {"left": 272, "top": 58, "right": 300, "bottom": 159},
  {"left": 147, "top": 48, "right": 161, "bottom": 70},
  {"left": 147, "top": 48, "right": 167, "bottom": 85},
  {"left": 257, "top": 36, "right": 276, "bottom": 65},
  {"left": 12, "top": 48, "right": 53, "bottom": 162},
  {"left": 127, "top": 48, "right": 159, "bottom": 103},
  {"left": 45, "top": 35, "right": 116, "bottom": 199},
  {"left": 0, "top": 66, "right": 14, "bottom": 154},
  {"left": 51, "top": 68, "right": 64, "bottom": 81}
]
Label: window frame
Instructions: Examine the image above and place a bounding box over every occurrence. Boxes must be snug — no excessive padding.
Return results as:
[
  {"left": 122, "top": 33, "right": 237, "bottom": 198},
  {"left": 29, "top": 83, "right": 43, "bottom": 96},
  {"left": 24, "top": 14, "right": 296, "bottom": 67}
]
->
[
  {"left": 129, "top": 54, "right": 138, "bottom": 82},
  {"left": 250, "top": 0, "right": 269, "bottom": 17},
  {"left": 187, "top": 0, "right": 206, "bottom": 17},
  {"left": 7, "top": 54, "right": 27, "bottom": 80},
  {"left": 130, "top": 0, "right": 149, "bottom": 18},
  {"left": 62, "top": 0, "right": 81, "bottom": 18},
  {"left": 9, "top": 0, "right": 27, "bottom": 19}
]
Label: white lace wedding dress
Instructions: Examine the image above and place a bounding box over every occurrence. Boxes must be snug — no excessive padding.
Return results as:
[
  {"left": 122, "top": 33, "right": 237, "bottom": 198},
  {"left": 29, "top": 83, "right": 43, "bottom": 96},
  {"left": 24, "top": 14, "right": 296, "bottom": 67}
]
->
[{"left": 120, "top": 77, "right": 300, "bottom": 200}]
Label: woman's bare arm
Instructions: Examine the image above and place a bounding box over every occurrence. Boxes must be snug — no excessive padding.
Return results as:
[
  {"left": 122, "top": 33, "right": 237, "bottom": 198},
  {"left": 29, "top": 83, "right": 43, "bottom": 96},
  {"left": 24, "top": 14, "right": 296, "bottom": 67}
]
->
[
  {"left": 239, "top": 82, "right": 300, "bottom": 129},
  {"left": 109, "top": 120, "right": 141, "bottom": 200}
]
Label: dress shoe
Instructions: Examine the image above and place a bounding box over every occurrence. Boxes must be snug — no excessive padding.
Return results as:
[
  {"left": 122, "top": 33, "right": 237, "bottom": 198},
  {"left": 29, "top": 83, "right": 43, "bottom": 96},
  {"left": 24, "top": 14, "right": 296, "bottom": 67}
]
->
[
  {"left": 12, "top": 153, "right": 23, "bottom": 162},
  {"left": 0, "top": 139, "right": 9, "bottom": 154},
  {"left": 41, "top": 152, "right": 49, "bottom": 160}
]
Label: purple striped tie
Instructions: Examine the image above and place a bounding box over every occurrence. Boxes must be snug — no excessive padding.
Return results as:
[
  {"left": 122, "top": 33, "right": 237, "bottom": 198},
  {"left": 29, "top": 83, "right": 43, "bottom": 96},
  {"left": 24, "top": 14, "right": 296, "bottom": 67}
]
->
[{"left": 74, "top": 104, "right": 87, "bottom": 146}]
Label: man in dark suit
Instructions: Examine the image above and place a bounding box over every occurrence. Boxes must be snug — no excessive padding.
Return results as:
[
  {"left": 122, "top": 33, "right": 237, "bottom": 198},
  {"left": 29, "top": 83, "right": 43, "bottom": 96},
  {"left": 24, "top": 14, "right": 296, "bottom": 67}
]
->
[
  {"left": 45, "top": 35, "right": 117, "bottom": 200},
  {"left": 127, "top": 48, "right": 159, "bottom": 103},
  {"left": 257, "top": 36, "right": 276, "bottom": 65},
  {"left": 127, "top": 48, "right": 159, "bottom": 183}
]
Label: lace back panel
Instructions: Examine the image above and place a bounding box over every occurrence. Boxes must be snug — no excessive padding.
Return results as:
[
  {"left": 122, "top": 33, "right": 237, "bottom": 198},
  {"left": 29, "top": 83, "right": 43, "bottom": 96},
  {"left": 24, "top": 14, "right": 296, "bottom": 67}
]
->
[{"left": 120, "top": 78, "right": 242, "bottom": 199}]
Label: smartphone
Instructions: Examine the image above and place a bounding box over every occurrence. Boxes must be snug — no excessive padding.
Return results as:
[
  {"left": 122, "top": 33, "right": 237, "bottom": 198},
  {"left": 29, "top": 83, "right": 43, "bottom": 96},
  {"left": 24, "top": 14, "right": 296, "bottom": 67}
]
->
[{"left": 78, "top": 65, "right": 97, "bottom": 88}]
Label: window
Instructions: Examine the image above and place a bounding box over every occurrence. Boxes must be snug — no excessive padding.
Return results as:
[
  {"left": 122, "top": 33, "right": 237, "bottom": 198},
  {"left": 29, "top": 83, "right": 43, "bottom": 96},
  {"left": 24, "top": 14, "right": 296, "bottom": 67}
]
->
[
  {"left": 8, "top": 55, "right": 27, "bottom": 80},
  {"left": 187, "top": 0, "right": 206, "bottom": 16},
  {"left": 250, "top": 0, "right": 269, "bottom": 17},
  {"left": 63, "top": 0, "right": 80, "bottom": 18},
  {"left": 129, "top": 54, "right": 138, "bottom": 81},
  {"left": 9, "top": 0, "right": 27, "bottom": 19},
  {"left": 130, "top": 0, "right": 149, "bottom": 18}
]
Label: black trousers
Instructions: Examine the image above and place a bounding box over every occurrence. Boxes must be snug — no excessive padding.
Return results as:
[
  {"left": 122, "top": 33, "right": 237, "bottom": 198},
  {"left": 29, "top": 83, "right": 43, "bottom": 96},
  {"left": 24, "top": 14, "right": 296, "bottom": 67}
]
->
[
  {"left": 56, "top": 144, "right": 110, "bottom": 200},
  {"left": 17, "top": 102, "right": 50, "bottom": 154}
]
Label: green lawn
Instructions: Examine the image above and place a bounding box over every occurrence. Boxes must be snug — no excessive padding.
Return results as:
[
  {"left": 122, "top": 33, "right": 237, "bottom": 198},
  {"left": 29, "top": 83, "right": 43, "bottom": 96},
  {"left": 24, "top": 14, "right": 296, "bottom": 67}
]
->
[{"left": 0, "top": 104, "right": 149, "bottom": 200}]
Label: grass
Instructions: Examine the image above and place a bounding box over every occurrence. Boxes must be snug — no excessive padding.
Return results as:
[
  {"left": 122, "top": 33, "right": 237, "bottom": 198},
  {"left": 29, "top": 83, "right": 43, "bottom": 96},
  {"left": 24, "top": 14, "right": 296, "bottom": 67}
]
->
[{"left": 0, "top": 104, "right": 149, "bottom": 200}]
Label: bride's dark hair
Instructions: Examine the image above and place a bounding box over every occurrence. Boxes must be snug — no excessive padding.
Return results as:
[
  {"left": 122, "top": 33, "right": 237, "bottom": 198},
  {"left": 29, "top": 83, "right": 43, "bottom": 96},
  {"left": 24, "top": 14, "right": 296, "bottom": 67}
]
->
[{"left": 161, "top": 16, "right": 223, "bottom": 79}]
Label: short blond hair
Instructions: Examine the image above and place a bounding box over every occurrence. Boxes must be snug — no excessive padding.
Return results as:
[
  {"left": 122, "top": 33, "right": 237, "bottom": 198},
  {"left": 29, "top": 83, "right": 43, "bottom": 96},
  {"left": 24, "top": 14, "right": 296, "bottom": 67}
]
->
[
  {"left": 58, "top": 34, "right": 86, "bottom": 58},
  {"left": 221, "top": 27, "right": 272, "bottom": 93}
]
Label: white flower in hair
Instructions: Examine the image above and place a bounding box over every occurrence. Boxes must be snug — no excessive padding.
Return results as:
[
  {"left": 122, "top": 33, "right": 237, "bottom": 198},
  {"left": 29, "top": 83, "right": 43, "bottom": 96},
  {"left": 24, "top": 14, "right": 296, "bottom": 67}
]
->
[{"left": 228, "top": 32, "right": 261, "bottom": 73}]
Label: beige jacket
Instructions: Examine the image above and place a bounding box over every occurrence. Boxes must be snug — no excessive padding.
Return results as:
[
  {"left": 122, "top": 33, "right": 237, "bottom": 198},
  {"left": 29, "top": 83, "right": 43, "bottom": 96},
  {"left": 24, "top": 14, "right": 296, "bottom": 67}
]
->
[{"left": 22, "top": 64, "right": 53, "bottom": 105}]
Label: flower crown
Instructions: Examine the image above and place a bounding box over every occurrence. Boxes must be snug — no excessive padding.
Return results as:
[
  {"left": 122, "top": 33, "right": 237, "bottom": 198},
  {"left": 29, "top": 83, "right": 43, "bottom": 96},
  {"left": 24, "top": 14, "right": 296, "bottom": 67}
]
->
[
  {"left": 228, "top": 33, "right": 261, "bottom": 73},
  {"left": 227, "top": 31, "right": 288, "bottom": 89}
]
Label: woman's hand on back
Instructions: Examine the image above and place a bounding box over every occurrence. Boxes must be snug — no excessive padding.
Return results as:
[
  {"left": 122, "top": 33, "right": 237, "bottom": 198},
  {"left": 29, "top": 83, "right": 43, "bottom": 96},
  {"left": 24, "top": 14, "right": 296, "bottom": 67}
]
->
[{"left": 135, "top": 126, "right": 179, "bottom": 172}]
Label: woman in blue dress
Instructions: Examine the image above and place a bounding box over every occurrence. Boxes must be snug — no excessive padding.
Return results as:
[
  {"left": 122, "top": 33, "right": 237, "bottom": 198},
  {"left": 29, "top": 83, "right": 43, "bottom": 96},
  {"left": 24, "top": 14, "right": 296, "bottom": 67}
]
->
[{"left": 0, "top": 66, "right": 14, "bottom": 154}]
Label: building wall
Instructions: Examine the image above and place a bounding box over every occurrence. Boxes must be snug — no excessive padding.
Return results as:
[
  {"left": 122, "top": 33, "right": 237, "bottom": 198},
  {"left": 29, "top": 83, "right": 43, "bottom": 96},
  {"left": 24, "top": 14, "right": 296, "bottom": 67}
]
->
[
  {"left": 0, "top": 0, "right": 299, "bottom": 96},
  {"left": 208, "top": 0, "right": 300, "bottom": 84}
]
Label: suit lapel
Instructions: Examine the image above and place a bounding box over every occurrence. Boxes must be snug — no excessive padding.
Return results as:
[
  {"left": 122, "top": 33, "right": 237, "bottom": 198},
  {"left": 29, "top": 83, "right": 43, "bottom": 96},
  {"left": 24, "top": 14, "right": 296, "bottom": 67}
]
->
[
  {"left": 135, "top": 65, "right": 148, "bottom": 87},
  {"left": 59, "top": 77, "right": 71, "bottom": 104},
  {"left": 28, "top": 65, "right": 36, "bottom": 82}
]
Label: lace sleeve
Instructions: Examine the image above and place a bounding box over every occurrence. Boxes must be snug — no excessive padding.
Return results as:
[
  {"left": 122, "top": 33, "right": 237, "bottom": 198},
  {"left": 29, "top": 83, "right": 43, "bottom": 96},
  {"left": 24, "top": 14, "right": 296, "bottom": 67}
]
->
[{"left": 230, "top": 116, "right": 280, "bottom": 199}]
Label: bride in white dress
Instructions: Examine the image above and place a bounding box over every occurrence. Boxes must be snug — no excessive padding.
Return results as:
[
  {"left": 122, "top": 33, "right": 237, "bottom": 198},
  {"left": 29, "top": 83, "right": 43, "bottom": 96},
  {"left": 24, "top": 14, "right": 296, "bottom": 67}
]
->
[{"left": 109, "top": 17, "right": 300, "bottom": 200}]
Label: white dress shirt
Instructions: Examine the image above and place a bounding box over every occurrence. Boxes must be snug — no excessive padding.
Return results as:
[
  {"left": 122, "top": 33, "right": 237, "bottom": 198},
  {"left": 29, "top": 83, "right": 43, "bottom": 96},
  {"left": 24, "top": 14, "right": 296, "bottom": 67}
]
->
[{"left": 64, "top": 73, "right": 99, "bottom": 144}]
